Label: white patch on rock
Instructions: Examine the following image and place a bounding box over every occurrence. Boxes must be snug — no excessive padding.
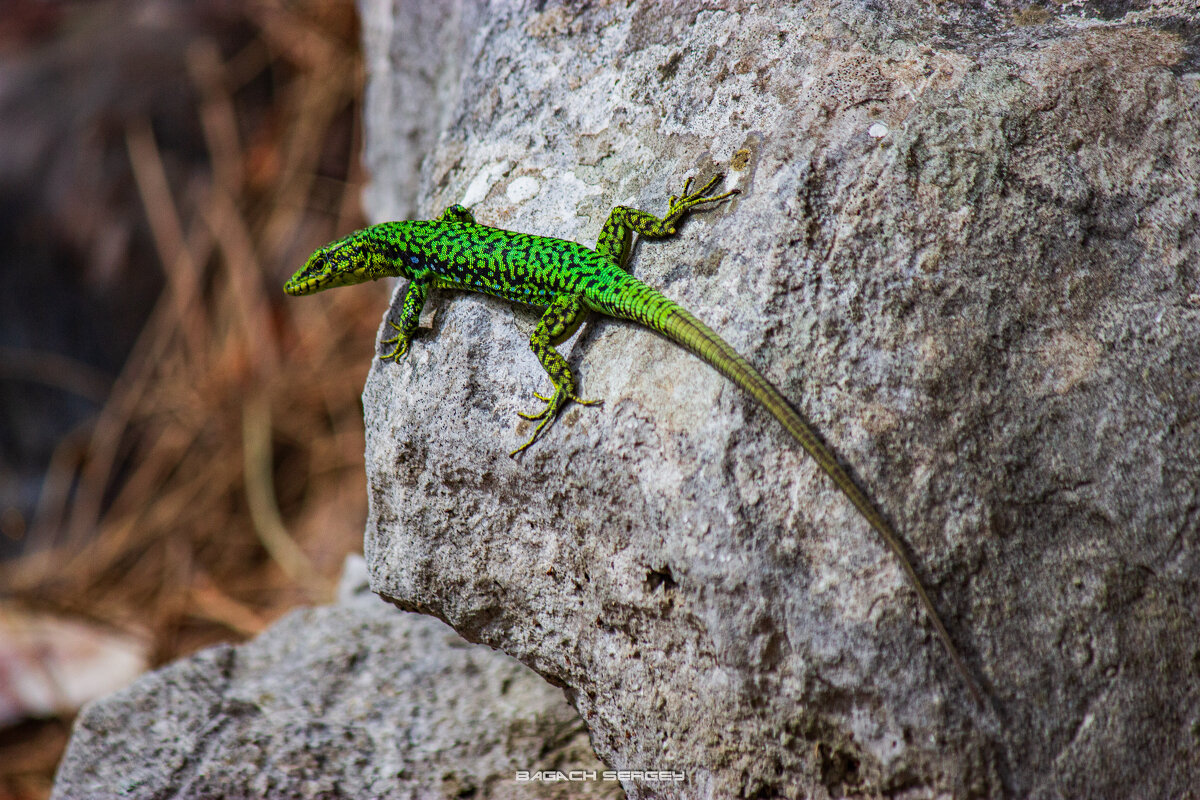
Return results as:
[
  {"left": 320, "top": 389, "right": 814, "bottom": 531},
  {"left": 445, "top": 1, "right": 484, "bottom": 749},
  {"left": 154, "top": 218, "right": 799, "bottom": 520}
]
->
[
  {"left": 461, "top": 161, "right": 510, "bottom": 208},
  {"left": 505, "top": 175, "right": 541, "bottom": 204}
]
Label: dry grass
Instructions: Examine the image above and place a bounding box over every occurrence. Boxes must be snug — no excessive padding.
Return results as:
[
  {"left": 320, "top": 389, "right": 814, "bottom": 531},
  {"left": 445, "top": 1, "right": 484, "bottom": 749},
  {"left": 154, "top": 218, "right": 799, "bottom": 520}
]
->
[{"left": 0, "top": 1, "right": 389, "bottom": 794}]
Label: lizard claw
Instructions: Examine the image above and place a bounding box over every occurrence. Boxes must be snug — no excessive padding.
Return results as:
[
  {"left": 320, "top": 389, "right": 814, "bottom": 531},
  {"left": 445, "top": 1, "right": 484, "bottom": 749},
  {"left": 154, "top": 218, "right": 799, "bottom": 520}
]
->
[
  {"left": 380, "top": 321, "right": 413, "bottom": 361},
  {"left": 380, "top": 340, "right": 409, "bottom": 361},
  {"left": 570, "top": 394, "right": 603, "bottom": 407},
  {"left": 510, "top": 418, "right": 553, "bottom": 456},
  {"left": 510, "top": 388, "right": 604, "bottom": 455},
  {"left": 665, "top": 174, "right": 738, "bottom": 221}
]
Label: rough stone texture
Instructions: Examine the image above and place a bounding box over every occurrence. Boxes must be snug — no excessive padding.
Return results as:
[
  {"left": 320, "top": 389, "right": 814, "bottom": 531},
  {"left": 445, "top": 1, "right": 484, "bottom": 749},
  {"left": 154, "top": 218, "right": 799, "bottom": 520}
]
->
[
  {"left": 359, "top": 1, "right": 1200, "bottom": 798},
  {"left": 52, "top": 558, "right": 620, "bottom": 799}
]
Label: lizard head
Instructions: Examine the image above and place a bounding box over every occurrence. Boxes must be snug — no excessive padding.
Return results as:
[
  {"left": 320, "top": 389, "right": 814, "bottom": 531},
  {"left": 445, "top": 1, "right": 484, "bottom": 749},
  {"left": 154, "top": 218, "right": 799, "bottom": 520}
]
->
[{"left": 284, "top": 229, "right": 379, "bottom": 296}]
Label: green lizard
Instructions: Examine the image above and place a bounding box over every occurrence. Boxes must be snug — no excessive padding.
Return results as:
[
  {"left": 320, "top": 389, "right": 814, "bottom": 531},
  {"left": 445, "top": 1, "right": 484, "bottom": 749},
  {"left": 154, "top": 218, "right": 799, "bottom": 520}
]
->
[{"left": 284, "top": 174, "right": 983, "bottom": 704}]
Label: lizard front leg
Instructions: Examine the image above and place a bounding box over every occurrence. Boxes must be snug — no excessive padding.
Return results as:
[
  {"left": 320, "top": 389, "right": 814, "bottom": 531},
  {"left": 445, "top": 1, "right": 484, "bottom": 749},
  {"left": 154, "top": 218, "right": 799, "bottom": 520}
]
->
[
  {"left": 511, "top": 292, "right": 601, "bottom": 455},
  {"left": 380, "top": 273, "right": 431, "bottom": 361},
  {"left": 436, "top": 204, "right": 476, "bottom": 224}
]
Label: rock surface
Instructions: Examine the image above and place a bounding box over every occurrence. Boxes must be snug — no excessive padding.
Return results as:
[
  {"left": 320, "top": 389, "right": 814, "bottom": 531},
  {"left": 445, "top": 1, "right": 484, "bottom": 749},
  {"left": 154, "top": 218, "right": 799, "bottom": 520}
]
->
[
  {"left": 359, "top": 1, "right": 1200, "bottom": 798},
  {"left": 52, "top": 558, "right": 619, "bottom": 799}
]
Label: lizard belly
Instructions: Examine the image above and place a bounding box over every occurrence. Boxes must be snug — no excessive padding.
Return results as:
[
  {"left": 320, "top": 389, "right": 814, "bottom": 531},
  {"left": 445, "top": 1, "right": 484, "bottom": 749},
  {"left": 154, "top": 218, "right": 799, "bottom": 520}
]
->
[{"left": 432, "top": 275, "right": 552, "bottom": 307}]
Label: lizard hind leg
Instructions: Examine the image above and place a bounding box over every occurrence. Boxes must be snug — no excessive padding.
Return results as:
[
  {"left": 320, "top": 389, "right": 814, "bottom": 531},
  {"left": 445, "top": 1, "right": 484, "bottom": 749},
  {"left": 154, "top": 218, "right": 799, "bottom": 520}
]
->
[
  {"left": 510, "top": 292, "right": 602, "bottom": 455},
  {"left": 594, "top": 173, "right": 739, "bottom": 265}
]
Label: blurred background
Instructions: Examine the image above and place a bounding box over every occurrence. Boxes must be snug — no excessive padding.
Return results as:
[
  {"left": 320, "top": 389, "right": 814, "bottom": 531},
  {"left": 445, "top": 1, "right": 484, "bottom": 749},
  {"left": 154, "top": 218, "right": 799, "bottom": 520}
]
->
[{"left": 0, "top": 1, "right": 387, "bottom": 795}]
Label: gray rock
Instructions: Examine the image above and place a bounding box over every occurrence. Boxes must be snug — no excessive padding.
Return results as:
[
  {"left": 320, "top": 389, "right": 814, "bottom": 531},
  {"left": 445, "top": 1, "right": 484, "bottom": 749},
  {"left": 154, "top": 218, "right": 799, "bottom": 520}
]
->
[
  {"left": 359, "top": 1, "right": 1200, "bottom": 798},
  {"left": 51, "top": 558, "right": 620, "bottom": 799}
]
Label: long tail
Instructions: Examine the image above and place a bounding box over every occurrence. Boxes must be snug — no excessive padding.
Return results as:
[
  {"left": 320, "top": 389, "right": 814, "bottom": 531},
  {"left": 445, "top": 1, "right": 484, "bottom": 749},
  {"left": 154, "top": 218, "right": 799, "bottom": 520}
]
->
[{"left": 591, "top": 276, "right": 983, "bottom": 704}]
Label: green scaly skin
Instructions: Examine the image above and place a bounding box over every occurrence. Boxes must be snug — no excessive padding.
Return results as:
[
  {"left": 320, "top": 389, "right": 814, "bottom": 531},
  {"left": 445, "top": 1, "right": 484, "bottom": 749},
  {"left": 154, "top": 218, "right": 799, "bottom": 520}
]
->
[{"left": 284, "top": 174, "right": 984, "bottom": 705}]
